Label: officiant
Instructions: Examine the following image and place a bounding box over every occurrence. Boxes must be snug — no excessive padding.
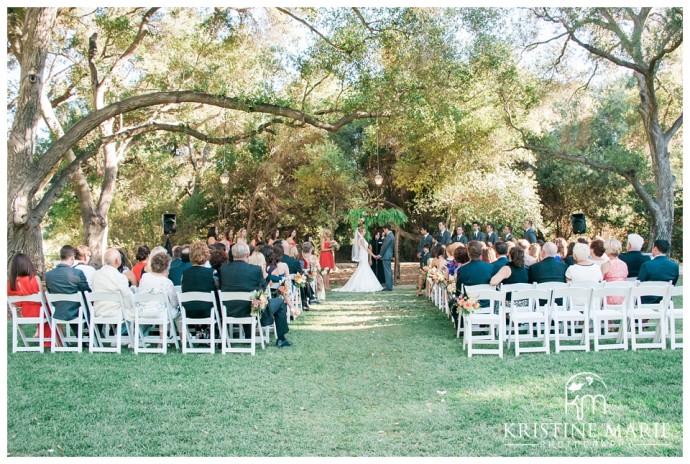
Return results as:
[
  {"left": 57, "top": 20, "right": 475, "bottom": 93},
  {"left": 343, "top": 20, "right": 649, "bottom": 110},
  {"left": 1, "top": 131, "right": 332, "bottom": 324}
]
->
[{"left": 369, "top": 228, "right": 386, "bottom": 284}]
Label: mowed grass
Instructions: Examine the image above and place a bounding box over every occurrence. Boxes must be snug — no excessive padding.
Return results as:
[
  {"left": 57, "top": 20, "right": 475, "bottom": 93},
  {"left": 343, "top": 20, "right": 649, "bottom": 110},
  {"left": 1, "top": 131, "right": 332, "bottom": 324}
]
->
[{"left": 7, "top": 287, "right": 683, "bottom": 457}]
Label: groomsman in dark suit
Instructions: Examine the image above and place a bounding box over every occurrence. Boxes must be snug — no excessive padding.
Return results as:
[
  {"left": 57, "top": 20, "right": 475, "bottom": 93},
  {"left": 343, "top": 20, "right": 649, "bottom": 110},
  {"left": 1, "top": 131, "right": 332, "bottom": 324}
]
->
[
  {"left": 491, "top": 241, "right": 509, "bottom": 276},
  {"left": 417, "top": 226, "right": 433, "bottom": 261},
  {"left": 523, "top": 220, "right": 537, "bottom": 244},
  {"left": 437, "top": 222, "right": 451, "bottom": 245},
  {"left": 619, "top": 233, "right": 651, "bottom": 278},
  {"left": 485, "top": 223, "right": 499, "bottom": 245},
  {"left": 469, "top": 222, "right": 486, "bottom": 242},
  {"left": 452, "top": 226, "right": 468, "bottom": 244},
  {"left": 219, "top": 242, "right": 291, "bottom": 347},
  {"left": 638, "top": 239, "right": 679, "bottom": 303},
  {"left": 503, "top": 225, "right": 514, "bottom": 242}
]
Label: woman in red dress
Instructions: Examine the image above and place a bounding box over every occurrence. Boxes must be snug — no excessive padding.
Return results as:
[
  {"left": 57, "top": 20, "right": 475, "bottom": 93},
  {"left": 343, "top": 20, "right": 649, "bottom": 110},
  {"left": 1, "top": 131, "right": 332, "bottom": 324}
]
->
[
  {"left": 319, "top": 229, "right": 337, "bottom": 290},
  {"left": 7, "top": 253, "right": 51, "bottom": 346},
  {"left": 286, "top": 228, "right": 298, "bottom": 248}
]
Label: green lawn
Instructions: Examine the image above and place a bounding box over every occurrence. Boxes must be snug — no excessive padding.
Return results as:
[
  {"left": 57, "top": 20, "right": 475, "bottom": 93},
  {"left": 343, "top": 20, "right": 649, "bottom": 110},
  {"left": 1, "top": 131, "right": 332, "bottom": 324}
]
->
[{"left": 7, "top": 288, "right": 682, "bottom": 457}]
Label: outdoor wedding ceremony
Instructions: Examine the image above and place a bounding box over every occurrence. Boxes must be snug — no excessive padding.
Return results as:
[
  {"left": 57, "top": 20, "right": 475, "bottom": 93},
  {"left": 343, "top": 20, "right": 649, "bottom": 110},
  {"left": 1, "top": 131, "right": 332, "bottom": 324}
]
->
[{"left": 4, "top": 5, "right": 683, "bottom": 460}]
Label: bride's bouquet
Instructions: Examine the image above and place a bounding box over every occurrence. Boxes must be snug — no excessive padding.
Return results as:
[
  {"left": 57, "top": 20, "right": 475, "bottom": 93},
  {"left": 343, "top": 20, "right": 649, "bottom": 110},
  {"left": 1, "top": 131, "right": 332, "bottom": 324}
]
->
[{"left": 330, "top": 240, "right": 340, "bottom": 250}]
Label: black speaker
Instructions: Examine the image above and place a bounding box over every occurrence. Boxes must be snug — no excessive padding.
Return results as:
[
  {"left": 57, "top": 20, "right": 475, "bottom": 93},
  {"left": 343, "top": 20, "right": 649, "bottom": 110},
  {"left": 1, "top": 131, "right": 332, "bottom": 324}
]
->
[
  {"left": 163, "top": 213, "right": 177, "bottom": 235},
  {"left": 572, "top": 213, "right": 586, "bottom": 235}
]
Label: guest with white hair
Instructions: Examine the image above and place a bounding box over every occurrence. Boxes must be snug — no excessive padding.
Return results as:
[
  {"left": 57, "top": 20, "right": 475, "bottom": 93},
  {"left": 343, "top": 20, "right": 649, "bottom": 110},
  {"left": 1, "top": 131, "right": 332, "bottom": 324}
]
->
[
  {"left": 619, "top": 233, "right": 651, "bottom": 278},
  {"left": 92, "top": 248, "right": 135, "bottom": 319},
  {"left": 565, "top": 243, "right": 603, "bottom": 283},
  {"left": 528, "top": 241, "right": 568, "bottom": 284}
]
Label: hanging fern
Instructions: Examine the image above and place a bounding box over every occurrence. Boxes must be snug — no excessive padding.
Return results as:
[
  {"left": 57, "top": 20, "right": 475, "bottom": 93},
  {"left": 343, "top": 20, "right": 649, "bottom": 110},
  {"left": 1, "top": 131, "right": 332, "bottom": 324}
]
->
[{"left": 345, "top": 207, "right": 408, "bottom": 240}]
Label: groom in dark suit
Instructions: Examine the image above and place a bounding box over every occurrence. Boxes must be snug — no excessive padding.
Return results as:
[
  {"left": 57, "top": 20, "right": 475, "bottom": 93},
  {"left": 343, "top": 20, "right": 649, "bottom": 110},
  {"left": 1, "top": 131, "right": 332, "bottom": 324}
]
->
[
  {"left": 378, "top": 224, "right": 395, "bottom": 291},
  {"left": 219, "top": 242, "right": 291, "bottom": 347}
]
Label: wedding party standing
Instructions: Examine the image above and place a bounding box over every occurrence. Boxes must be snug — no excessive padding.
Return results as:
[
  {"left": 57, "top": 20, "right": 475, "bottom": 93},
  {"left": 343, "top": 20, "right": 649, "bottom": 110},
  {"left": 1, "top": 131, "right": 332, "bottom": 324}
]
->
[
  {"left": 319, "top": 229, "right": 337, "bottom": 290},
  {"left": 334, "top": 226, "right": 383, "bottom": 293}
]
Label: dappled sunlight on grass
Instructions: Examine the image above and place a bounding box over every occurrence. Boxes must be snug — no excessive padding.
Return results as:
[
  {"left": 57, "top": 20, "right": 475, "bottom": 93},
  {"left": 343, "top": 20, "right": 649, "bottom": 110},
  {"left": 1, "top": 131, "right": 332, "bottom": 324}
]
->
[{"left": 300, "top": 323, "right": 401, "bottom": 332}]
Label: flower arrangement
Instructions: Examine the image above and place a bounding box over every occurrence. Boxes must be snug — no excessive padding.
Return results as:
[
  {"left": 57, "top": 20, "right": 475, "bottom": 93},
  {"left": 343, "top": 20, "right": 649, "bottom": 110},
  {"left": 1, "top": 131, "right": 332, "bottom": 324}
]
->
[
  {"left": 330, "top": 240, "right": 340, "bottom": 250},
  {"left": 250, "top": 290, "right": 269, "bottom": 316},
  {"left": 458, "top": 295, "right": 481, "bottom": 314},
  {"left": 307, "top": 269, "right": 319, "bottom": 282},
  {"left": 277, "top": 284, "right": 289, "bottom": 296},
  {"left": 446, "top": 282, "right": 456, "bottom": 295},
  {"left": 426, "top": 267, "right": 438, "bottom": 281},
  {"left": 293, "top": 272, "right": 307, "bottom": 289}
]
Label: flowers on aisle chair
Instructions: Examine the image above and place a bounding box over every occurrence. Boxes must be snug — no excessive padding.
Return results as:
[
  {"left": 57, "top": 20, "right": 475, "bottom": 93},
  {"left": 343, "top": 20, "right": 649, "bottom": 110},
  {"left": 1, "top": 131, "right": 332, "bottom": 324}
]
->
[
  {"left": 293, "top": 272, "right": 307, "bottom": 289},
  {"left": 250, "top": 290, "right": 269, "bottom": 317},
  {"left": 457, "top": 295, "right": 480, "bottom": 314}
]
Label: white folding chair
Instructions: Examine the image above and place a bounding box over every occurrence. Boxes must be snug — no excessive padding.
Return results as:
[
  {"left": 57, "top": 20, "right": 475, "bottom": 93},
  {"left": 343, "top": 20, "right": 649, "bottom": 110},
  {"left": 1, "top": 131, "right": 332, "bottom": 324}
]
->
[
  {"left": 629, "top": 285, "right": 670, "bottom": 351},
  {"left": 177, "top": 291, "right": 219, "bottom": 354},
  {"left": 131, "top": 292, "right": 171, "bottom": 354},
  {"left": 84, "top": 291, "right": 126, "bottom": 353},
  {"left": 569, "top": 281, "right": 603, "bottom": 289},
  {"left": 218, "top": 291, "right": 261, "bottom": 355},
  {"left": 668, "top": 286, "right": 683, "bottom": 350},
  {"left": 463, "top": 284, "right": 497, "bottom": 294},
  {"left": 507, "top": 288, "right": 552, "bottom": 356},
  {"left": 637, "top": 280, "right": 672, "bottom": 287},
  {"left": 462, "top": 288, "right": 505, "bottom": 358},
  {"left": 590, "top": 287, "right": 631, "bottom": 351},
  {"left": 604, "top": 280, "right": 638, "bottom": 288},
  {"left": 500, "top": 283, "right": 535, "bottom": 342},
  {"left": 551, "top": 287, "right": 592, "bottom": 352},
  {"left": 45, "top": 292, "right": 89, "bottom": 353},
  {"left": 8, "top": 292, "right": 50, "bottom": 353},
  {"left": 534, "top": 282, "right": 568, "bottom": 291}
]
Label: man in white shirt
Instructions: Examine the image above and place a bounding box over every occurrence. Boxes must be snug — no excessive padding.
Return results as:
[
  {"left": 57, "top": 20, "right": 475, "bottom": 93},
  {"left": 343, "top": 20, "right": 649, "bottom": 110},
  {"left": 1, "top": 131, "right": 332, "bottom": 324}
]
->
[
  {"left": 74, "top": 244, "right": 96, "bottom": 288},
  {"left": 92, "top": 248, "right": 134, "bottom": 320}
]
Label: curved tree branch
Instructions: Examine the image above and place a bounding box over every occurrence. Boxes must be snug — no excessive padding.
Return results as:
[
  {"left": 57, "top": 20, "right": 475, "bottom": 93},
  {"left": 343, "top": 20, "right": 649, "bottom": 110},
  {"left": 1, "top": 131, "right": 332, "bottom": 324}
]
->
[
  {"left": 30, "top": 90, "right": 390, "bottom": 189},
  {"left": 276, "top": 7, "right": 350, "bottom": 53},
  {"left": 664, "top": 112, "right": 683, "bottom": 141}
]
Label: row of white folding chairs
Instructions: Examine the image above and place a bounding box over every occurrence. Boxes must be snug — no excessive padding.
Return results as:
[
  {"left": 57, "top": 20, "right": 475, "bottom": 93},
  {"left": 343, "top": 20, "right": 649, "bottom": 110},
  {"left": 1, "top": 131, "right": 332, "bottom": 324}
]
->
[
  {"left": 450, "top": 281, "right": 682, "bottom": 357},
  {"left": 9, "top": 288, "right": 274, "bottom": 356}
]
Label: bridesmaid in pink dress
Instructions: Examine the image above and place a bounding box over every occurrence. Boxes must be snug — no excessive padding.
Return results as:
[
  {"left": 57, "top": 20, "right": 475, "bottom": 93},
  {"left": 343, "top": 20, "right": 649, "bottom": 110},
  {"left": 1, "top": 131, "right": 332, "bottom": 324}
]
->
[{"left": 600, "top": 239, "right": 629, "bottom": 304}]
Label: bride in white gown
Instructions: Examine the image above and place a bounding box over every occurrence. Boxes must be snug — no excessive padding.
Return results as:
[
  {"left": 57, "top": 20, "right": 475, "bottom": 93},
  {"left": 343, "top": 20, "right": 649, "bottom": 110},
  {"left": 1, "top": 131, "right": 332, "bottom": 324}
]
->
[{"left": 333, "top": 226, "right": 384, "bottom": 293}]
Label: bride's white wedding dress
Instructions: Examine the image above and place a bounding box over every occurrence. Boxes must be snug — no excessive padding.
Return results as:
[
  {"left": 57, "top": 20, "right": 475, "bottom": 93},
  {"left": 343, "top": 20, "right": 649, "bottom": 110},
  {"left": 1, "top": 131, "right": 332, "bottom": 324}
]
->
[{"left": 333, "top": 231, "right": 384, "bottom": 293}]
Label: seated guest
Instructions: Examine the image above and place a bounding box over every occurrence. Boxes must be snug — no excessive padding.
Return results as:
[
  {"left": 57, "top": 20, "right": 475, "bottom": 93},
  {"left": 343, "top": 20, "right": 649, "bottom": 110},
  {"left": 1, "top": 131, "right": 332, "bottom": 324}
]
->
[
  {"left": 117, "top": 248, "right": 138, "bottom": 287},
  {"left": 590, "top": 239, "right": 609, "bottom": 267},
  {"left": 454, "top": 244, "right": 470, "bottom": 269},
  {"left": 281, "top": 241, "right": 304, "bottom": 275},
  {"left": 638, "top": 239, "right": 679, "bottom": 303},
  {"left": 219, "top": 242, "right": 292, "bottom": 347},
  {"left": 490, "top": 247, "right": 529, "bottom": 287},
  {"left": 92, "top": 248, "right": 134, "bottom": 321},
  {"left": 491, "top": 242, "right": 509, "bottom": 276},
  {"left": 600, "top": 239, "right": 629, "bottom": 304},
  {"left": 455, "top": 240, "right": 494, "bottom": 311},
  {"left": 45, "top": 245, "right": 91, "bottom": 322},
  {"left": 181, "top": 242, "right": 216, "bottom": 337},
  {"left": 74, "top": 245, "right": 96, "bottom": 288},
  {"left": 527, "top": 243, "right": 541, "bottom": 265},
  {"left": 168, "top": 246, "right": 184, "bottom": 286},
  {"left": 529, "top": 242, "right": 568, "bottom": 283},
  {"left": 269, "top": 245, "right": 292, "bottom": 286},
  {"left": 481, "top": 246, "right": 497, "bottom": 264},
  {"left": 444, "top": 242, "right": 461, "bottom": 278},
  {"left": 207, "top": 228, "right": 218, "bottom": 247},
  {"left": 619, "top": 233, "right": 651, "bottom": 278},
  {"left": 144, "top": 246, "right": 168, "bottom": 274},
  {"left": 248, "top": 245, "right": 268, "bottom": 279},
  {"left": 431, "top": 244, "right": 447, "bottom": 271},
  {"left": 564, "top": 242, "right": 577, "bottom": 266},
  {"left": 565, "top": 243, "right": 603, "bottom": 284},
  {"left": 131, "top": 246, "right": 150, "bottom": 284},
  {"left": 518, "top": 239, "right": 537, "bottom": 267},
  {"left": 554, "top": 238, "right": 568, "bottom": 261},
  {"left": 490, "top": 247, "right": 530, "bottom": 307},
  {"left": 137, "top": 252, "right": 180, "bottom": 333},
  {"left": 8, "top": 253, "right": 51, "bottom": 346}
]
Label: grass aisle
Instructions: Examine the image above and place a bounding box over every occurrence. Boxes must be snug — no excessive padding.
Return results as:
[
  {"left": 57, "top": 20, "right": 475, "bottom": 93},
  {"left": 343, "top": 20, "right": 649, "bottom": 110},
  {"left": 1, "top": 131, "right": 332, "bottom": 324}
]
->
[{"left": 7, "top": 288, "right": 682, "bottom": 456}]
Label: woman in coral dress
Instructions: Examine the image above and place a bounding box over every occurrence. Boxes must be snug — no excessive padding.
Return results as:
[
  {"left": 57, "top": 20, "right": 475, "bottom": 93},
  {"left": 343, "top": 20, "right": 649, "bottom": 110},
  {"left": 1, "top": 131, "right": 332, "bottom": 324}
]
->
[
  {"left": 319, "top": 229, "right": 337, "bottom": 290},
  {"left": 600, "top": 239, "right": 629, "bottom": 305},
  {"left": 7, "top": 253, "right": 51, "bottom": 346}
]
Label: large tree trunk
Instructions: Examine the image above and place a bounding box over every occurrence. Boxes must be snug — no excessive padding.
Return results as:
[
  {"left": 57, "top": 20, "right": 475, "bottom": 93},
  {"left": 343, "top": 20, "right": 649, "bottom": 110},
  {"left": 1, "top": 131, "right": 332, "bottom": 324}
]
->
[
  {"left": 7, "top": 8, "right": 58, "bottom": 273},
  {"left": 635, "top": 71, "right": 675, "bottom": 247}
]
